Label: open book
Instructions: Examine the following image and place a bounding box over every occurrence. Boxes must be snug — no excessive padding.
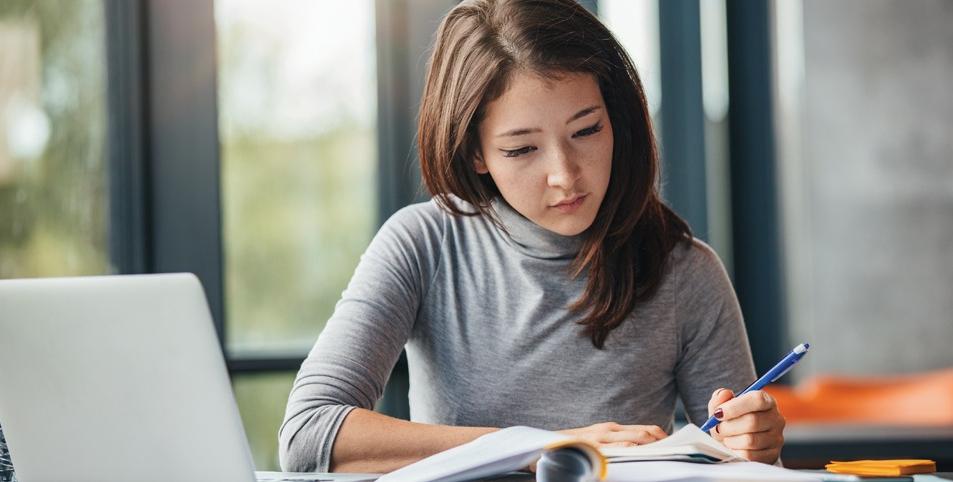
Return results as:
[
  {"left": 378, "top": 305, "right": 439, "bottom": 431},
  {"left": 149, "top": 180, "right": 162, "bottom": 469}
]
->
[
  {"left": 376, "top": 424, "right": 743, "bottom": 482},
  {"left": 601, "top": 423, "right": 745, "bottom": 464},
  {"left": 376, "top": 426, "right": 605, "bottom": 482}
]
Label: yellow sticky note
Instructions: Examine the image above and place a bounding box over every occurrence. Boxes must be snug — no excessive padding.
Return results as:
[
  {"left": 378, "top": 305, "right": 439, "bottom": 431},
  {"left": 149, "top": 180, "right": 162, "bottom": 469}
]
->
[{"left": 825, "top": 459, "right": 936, "bottom": 476}]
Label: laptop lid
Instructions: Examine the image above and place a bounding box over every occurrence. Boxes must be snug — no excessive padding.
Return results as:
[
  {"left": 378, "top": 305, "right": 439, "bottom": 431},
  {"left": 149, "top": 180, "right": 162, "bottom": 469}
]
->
[{"left": 0, "top": 273, "right": 257, "bottom": 482}]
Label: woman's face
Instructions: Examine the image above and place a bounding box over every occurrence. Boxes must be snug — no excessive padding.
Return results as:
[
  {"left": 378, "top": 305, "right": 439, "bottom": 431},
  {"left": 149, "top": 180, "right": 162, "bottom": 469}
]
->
[{"left": 476, "top": 71, "right": 613, "bottom": 236}]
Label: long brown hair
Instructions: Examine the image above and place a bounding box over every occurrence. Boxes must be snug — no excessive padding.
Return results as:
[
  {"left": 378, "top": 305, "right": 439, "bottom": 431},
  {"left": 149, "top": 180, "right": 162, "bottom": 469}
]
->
[{"left": 418, "top": 0, "right": 691, "bottom": 348}]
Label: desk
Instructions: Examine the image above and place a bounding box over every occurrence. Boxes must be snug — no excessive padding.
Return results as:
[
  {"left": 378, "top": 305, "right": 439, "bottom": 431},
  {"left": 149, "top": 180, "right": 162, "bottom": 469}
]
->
[
  {"left": 477, "top": 473, "right": 953, "bottom": 481},
  {"left": 478, "top": 474, "right": 953, "bottom": 481},
  {"left": 781, "top": 424, "right": 953, "bottom": 471},
  {"left": 262, "top": 470, "right": 953, "bottom": 481}
]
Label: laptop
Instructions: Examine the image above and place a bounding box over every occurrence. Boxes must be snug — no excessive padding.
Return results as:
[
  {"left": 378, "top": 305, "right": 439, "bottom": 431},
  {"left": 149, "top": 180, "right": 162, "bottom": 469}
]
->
[{"left": 0, "top": 273, "right": 376, "bottom": 482}]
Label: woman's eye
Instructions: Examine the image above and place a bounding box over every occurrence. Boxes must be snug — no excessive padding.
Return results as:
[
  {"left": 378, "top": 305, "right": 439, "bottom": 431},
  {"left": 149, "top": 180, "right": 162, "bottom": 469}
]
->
[
  {"left": 573, "top": 122, "right": 603, "bottom": 138},
  {"left": 501, "top": 146, "right": 537, "bottom": 158}
]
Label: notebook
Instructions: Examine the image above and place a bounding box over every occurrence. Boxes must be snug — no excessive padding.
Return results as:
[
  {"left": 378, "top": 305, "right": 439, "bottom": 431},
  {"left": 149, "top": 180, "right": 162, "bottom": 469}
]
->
[{"left": 601, "top": 423, "right": 745, "bottom": 463}]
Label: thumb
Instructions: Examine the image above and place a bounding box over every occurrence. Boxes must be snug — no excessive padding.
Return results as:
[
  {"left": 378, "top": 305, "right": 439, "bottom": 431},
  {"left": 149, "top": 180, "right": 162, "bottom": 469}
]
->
[{"left": 708, "top": 388, "right": 735, "bottom": 417}]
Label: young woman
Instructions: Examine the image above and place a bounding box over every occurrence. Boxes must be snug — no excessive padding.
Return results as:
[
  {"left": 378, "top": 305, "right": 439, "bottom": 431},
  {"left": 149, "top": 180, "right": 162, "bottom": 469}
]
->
[{"left": 279, "top": 0, "right": 784, "bottom": 473}]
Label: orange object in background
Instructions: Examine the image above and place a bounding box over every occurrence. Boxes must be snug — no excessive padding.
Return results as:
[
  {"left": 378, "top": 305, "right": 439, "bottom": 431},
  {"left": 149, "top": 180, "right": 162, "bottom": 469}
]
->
[{"left": 764, "top": 368, "right": 953, "bottom": 425}]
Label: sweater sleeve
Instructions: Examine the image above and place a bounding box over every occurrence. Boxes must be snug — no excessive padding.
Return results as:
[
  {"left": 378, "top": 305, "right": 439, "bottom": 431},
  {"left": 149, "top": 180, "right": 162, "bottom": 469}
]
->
[
  {"left": 672, "top": 239, "right": 757, "bottom": 426},
  {"left": 278, "top": 202, "right": 444, "bottom": 472}
]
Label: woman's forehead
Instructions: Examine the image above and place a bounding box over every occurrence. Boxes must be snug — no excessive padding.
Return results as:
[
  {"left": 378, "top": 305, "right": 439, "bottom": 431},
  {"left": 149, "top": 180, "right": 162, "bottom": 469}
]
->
[{"left": 481, "top": 71, "right": 604, "bottom": 129}]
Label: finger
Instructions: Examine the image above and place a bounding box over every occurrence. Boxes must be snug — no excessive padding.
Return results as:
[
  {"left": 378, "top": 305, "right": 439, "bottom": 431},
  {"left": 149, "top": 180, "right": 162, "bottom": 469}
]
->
[
  {"left": 595, "top": 421, "right": 624, "bottom": 431},
  {"left": 599, "top": 429, "right": 666, "bottom": 445},
  {"left": 647, "top": 425, "right": 668, "bottom": 440},
  {"left": 715, "top": 390, "right": 775, "bottom": 420},
  {"left": 602, "top": 441, "right": 639, "bottom": 448},
  {"left": 612, "top": 425, "right": 668, "bottom": 440},
  {"left": 599, "top": 430, "right": 664, "bottom": 445},
  {"left": 721, "top": 430, "right": 784, "bottom": 451},
  {"left": 715, "top": 411, "right": 783, "bottom": 438},
  {"left": 606, "top": 424, "right": 668, "bottom": 441},
  {"left": 733, "top": 448, "right": 781, "bottom": 465},
  {"left": 708, "top": 388, "right": 735, "bottom": 418}
]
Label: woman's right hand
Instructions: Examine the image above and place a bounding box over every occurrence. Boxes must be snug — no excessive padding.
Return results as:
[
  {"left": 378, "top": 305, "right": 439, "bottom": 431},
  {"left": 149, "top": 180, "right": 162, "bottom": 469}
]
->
[{"left": 558, "top": 422, "right": 668, "bottom": 447}]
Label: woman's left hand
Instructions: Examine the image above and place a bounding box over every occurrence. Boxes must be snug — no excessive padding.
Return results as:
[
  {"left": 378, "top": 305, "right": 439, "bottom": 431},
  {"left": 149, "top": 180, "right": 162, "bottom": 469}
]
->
[{"left": 707, "top": 388, "right": 785, "bottom": 464}]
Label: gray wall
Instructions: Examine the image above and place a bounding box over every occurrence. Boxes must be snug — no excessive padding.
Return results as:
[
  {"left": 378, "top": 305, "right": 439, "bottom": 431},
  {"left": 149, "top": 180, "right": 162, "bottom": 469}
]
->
[{"left": 780, "top": 0, "right": 953, "bottom": 377}]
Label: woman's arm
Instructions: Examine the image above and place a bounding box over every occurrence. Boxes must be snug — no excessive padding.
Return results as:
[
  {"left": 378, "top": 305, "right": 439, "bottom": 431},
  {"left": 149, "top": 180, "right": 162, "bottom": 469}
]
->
[
  {"left": 331, "top": 409, "right": 669, "bottom": 473},
  {"left": 329, "top": 408, "right": 497, "bottom": 473},
  {"left": 673, "top": 240, "right": 757, "bottom": 421},
  {"left": 279, "top": 204, "right": 446, "bottom": 472},
  {"left": 672, "top": 239, "right": 783, "bottom": 463}
]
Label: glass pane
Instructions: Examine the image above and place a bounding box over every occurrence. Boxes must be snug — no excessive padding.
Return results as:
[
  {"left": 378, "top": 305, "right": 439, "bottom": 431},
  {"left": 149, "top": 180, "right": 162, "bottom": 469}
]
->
[
  {"left": 0, "top": 1, "right": 110, "bottom": 279},
  {"left": 216, "top": 0, "right": 378, "bottom": 356},
  {"left": 599, "top": 0, "right": 662, "bottom": 116},
  {"left": 232, "top": 372, "right": 296, "bottom": 471},
  {"left": 699, "top": 0, "right": 732, "bottom": 268}
]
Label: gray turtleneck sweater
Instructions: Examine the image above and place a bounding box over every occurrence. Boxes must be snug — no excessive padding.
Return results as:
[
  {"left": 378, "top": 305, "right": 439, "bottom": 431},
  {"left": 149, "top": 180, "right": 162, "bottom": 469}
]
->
[{"left": 278, "top": 197, "right": 756, "bottom": 472}]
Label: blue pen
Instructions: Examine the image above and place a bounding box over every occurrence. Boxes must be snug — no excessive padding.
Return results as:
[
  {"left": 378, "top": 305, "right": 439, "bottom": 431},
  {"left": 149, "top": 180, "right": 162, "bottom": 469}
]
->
[{"left": 699, "top": 343, "right": 811, "bottom": 433}]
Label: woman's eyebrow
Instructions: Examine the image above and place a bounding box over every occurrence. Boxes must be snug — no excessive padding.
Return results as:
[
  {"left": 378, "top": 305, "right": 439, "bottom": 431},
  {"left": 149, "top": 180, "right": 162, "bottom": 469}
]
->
[
  {"left": 497, "top": 127, "right": 542, "bottom": 138},
  {"left": 496, "top": 105, "right": 602, "bottom": 138},
  {"left": 566, "top": 105, "right": 601, "bottom": 123}
]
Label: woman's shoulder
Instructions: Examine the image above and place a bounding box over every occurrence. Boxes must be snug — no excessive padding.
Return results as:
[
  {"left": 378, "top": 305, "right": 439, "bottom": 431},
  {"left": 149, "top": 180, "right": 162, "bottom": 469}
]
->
[
  {"left": 377, "top": 199, "right": 446, "bottom": 248},
  {"left": 383, "top": 195, "right": 478, "bottom": 231},
  {"left": 378, "top": 195, "right": 486, "bottom": 247},
  {"left": 666, "top": 237, "right": 732, "bottom": 292},
  {"left": 385, "top": 197, "right": 444, "bottom": 227}
]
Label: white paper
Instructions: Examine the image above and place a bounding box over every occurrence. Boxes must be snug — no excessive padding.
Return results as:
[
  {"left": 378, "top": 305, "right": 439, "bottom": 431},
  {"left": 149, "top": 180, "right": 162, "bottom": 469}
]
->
[
  {"left": 254, "top": 472, "right": 379, "bottom": 482},
  {"left": 605, "top": 460, "right": 825, "bottom": 482}
]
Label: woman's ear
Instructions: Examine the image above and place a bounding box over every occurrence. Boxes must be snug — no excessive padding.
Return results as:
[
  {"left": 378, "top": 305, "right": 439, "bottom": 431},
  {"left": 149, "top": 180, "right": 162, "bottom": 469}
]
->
[{"left": 473, "top": 153, "right": 489, "bottom": 174}]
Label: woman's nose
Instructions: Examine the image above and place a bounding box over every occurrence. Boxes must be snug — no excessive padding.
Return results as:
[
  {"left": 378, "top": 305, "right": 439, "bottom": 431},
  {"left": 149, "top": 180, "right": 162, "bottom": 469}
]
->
[{"left": 546, "top": 147, "right": 582, "bottom": 190}]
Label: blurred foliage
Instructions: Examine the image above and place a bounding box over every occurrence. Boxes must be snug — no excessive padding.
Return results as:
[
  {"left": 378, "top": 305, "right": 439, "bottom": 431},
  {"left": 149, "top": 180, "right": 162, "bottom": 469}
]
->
[
  {"left": 232, "top": 373, "right": 296, "bottom": 471},
  {"left": 221, "top": 127, "right": 375, "bottom": 356},
  {"left": 0, "top": 0, "right": 109, "bottom": 278},
  {"left": 216, "top": 0, "right": 378, "bottom": 469}
]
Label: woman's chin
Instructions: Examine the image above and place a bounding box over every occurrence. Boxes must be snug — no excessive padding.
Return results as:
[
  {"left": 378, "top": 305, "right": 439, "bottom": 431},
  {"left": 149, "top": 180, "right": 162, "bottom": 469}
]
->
[{"left": 540, "top": 215, "right": 595, "bottom": 237}]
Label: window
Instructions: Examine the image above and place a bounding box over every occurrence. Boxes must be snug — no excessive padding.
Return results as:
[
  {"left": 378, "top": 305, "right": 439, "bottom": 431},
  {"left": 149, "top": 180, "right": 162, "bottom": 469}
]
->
[
  {"left": 231, "top": 373, "right": 297, "bottom": 470},
  {"left": 216, "top": 0, "right": 378, "bottom": 357},
  {"left": 0, "top": 1, "right": 110, "bottom": 279},
  {"left": 215, "top": 0, "right": 378, "bottom": 469},
  {"left": 599, "top": 0, "right": 662, "bottom": 117}
]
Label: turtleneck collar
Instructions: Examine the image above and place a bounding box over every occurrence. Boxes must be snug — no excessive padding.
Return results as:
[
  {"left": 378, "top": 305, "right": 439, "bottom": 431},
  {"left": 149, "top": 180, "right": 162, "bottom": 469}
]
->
[{"left": 490, "top": 197, "right": 585, "bottom": 260}]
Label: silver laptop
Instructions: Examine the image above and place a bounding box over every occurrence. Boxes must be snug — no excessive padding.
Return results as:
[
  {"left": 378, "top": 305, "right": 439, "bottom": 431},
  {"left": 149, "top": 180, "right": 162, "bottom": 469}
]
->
[{"left": 0, "top": 274, "right": 376, "bottom": 482}]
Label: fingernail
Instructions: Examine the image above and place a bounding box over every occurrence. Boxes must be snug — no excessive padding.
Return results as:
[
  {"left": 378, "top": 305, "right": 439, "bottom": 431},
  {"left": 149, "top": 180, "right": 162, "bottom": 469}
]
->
[
  {"left": 714, "top": 408, "right": 724, "bottom": 420},
  {"left": 713, "top": 388, "right": 725, "bottom": 397}
]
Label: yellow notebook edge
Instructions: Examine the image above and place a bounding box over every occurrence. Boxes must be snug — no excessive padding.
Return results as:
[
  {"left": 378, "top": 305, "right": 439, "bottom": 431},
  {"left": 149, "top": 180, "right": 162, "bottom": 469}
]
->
[{"left": 544, "top": 439, "right": 609, "bottom": 480}]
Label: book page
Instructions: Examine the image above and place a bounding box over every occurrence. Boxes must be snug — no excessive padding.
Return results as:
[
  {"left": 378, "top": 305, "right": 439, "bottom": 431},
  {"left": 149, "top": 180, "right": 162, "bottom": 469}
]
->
[
  {"left": 600, "top": 424, "right": 744, "bottom": 463},
  {"left": 376, "top": 426, "right": 578, "bottom": 482}
]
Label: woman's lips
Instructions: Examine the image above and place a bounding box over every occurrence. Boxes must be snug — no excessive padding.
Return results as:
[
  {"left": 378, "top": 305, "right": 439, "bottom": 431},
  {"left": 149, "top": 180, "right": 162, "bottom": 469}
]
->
[{"left": 551, "top": 193, "right": 588, "bottom": 213}]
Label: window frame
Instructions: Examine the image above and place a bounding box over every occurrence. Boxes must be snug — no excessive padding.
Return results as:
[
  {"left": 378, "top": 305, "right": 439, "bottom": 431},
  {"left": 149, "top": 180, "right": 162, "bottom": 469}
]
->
[{"left": 103, "top": 0, "right": 450, "bottom": 412}]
